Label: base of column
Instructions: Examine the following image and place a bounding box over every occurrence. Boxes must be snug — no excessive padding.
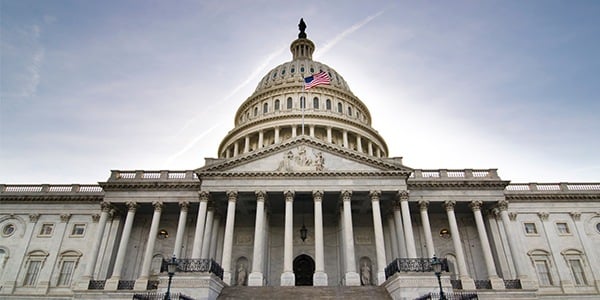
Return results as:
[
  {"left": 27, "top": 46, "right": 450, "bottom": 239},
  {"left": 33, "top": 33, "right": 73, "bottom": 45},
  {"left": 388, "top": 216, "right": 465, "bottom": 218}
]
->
[
  {"left": 459, "top": 276, "right": 475, "bottom": 290},
  {"left": 313, "top": 271, "right": 328, "bottom": 286},
  {"left": 280, "top": 272, "right": 295, "bottom": 286},
  {"left": 376, "top": 271, "right": 386, "bottom": 286},
  {"left": 134, "top": 278, "right": 149, "bottom": 290},
  {"left": 104, "top": 277, "right": 120, "bottom": 291},
  {"left": 223, "top": 271, "right": 233, "bottom": 286},
  {"left": 73, "top": 276, "right": 91, "bottom": 291},
  {"left": 490, "top": 276, "right": 505, "bottom": 290},
  {"left": 344, "top": 272, "right": 361, "bottom": 286},
  {"left": 518, "top": 275, "right": 537, "bottom": 290},
  {"left": 248, "top": 272, "right": 264, "bottom": 286}
]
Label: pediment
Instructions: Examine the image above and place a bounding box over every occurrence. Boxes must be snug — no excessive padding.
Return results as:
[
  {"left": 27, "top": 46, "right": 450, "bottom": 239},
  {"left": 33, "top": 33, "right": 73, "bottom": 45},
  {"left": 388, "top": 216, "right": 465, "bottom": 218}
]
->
[{"left": 196, "top": 137, "right": 411, "bottom": 176}]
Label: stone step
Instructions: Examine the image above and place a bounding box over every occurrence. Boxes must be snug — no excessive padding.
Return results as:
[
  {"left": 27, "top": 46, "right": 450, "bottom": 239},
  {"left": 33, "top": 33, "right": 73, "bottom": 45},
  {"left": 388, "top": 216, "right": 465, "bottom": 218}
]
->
[{"left": 217, "top": 286, "right": 392, "bottom": 300}]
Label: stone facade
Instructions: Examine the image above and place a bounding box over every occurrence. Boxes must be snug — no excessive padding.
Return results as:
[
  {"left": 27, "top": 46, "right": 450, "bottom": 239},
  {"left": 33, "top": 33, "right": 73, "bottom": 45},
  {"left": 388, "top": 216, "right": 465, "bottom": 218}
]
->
[{"left": 1, "top": 21, "right": 600, "bottom": 300}]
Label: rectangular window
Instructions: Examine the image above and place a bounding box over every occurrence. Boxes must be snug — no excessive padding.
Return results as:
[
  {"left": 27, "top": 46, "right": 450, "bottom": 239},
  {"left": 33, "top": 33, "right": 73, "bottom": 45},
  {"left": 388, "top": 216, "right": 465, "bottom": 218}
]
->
[
  {"left": 71, "top": 224, "right": 85, "bottom": 236},
  {"left": 556, "top": 222, "right": 570, "bottom": 234},
  {"left": 57, "top": 261, "right": 75, "bottom": 286},
  {"left": 569, "top": 259, "right": 587, "bottom": 285},
  {"left": 24, "top": 261, "right": 41, "bottom": 286},
  {"left": 524, "top": 222, "right": 538, "bottom": 234},
  {"left": 535, "top": 260, "right": 552, "bottom": 286},
  {"left": 39, "top": 224, "right": 54, "bottom": 236}
]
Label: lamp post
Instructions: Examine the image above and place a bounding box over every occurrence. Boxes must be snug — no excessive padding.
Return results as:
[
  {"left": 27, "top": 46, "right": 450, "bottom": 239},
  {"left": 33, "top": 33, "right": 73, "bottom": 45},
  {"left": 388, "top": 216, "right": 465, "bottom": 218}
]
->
[
  {"left": 431, "top": 255, "right": 446, "bottom": 300},
  {"left": 164, "top": 254, "right": 177, "bottom": 300}
]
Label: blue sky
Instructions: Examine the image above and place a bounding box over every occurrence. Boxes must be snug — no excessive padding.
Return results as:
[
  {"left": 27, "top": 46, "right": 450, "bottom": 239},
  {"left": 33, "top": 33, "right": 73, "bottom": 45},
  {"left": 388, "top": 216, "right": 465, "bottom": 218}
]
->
[{"left": 1, "top": 1, "right": 599, "bottom": 184}]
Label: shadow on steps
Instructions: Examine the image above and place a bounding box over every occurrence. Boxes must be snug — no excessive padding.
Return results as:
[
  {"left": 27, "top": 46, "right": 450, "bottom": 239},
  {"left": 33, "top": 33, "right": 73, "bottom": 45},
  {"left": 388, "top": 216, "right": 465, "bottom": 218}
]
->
[{"left": 217, "top": 286, "right": 392, "bottom": 300}]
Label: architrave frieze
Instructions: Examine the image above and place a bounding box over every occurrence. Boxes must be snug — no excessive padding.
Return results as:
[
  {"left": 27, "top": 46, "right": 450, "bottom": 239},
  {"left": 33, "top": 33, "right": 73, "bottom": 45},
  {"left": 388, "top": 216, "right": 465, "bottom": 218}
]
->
[
  {"left": 505, "top": 193, "right": 600, "bottom": 202},
  {"left": 99, "top": 181, "right": 201, "bottom": 192}
]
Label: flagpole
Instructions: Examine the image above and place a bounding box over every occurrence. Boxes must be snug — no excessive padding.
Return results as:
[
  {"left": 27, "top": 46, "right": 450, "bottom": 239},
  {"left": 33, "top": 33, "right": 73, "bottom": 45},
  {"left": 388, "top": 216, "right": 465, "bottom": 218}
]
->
[{"left": 301, "top": 76, "right": 305, "bottom": 136}]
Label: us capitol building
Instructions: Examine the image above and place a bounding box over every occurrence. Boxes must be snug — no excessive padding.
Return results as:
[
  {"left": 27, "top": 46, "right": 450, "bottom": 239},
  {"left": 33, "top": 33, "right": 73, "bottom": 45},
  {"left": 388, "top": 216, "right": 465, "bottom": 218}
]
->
[{"left": 1, "top": 20, "right": 599, "bottom": 300}]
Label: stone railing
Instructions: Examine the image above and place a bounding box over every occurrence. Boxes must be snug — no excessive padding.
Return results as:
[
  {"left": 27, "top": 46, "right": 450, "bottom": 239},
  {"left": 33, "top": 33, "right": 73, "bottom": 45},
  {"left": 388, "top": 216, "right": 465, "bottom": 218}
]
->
[
  {"left": 410, "top": 169, "right": 500, "bottom": 180},
  {"left": 161, "top": 258, "right": 224, "bottom": 280},
  {"left": 0, "top": 184, "right": 103, "bottom": 194},
  {"left": 133, "top": 292, "right": 194, "bottom": 300},
  {"left": 385, "top": 258, "right": 449, "bottom": 279},
  {"left": 108, "top": 170, "right": 198, "bottom": 181},
  {"left": 505, "top": 183, "right": 600, "bottom": 193},
  {"left": 415, "top": 292, "right": 478, "bottom": 300}
]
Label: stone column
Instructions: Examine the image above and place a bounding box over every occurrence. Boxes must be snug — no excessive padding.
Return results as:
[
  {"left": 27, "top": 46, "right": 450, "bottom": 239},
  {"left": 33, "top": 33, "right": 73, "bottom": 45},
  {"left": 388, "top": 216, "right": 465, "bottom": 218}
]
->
[
  {"left": 444, "top": 200, "right": 475, "bottom": 289},
  {"left": 243, "top": 136, "right": 250, "bottom": 153},
  {"left": 399, "top": 191, "right": 417, "bottom": 258},
  {"left": 570, "top": 212, "right": 600, "bottom": 292},
  {"left": 356, "top": 136, "right": 363, "bottom": 152},
  {"left": 341, "top": 190, "right": 360, "bottom": 286},
  {"left": 233, "top": 141, "right": 239, "bottom": 156},
  {"left": 292, "top": 126, "right": 297, "bottom": 137},
  {"left": 470, "top": 201, "right": 504, "bottom": 289},
  {"left": 135, "top": 201, "right": 163, "bottom": 289},
  {"left": 192, "top": 191, "right": 209, "bottom": 258},
  {"left": 326, "top": 127, "right": 332, "bottom": 143},
  {"left": 418, "top": 200, "right": 435, "bottom": 258},
  {"left": 274, "top": 127, "right": 280, "bottom": 143},
  {"left": 209, "top": 213, "right": 221, "bottom": 260},
  {"left": 76, "top": 202, "right": 111, "bottom": 289},
  {"left": 173, "top": 201, "right": 190, "bottom": 259},
  {"left": 313, "top": 190, "right": 328, "bottom": 286},
  {"left": 281, "top": 190, "right": 295, "bottom": 286},
  {"left": 249, "top": 191, "right": 267, "bottom": 286},
  {"left": 258, "top": 130, "right": 264, "bottom": 149},
  {"left": 368, "top": 142, "right": 373, "bottom": 156},
  {"left": 370, "top": 190, "right": 387, "bottom": 285},
  {"left": 497, "top": 200, "right": 534, "bottom": 289},
  {"left": 309, "top": 125, "right": 315, "bottom": 137},
  {"left": 105, "top": 201, "right": 137, "bottom": 290},
  {"left": 392, "top": 202, "right": 407, "bottom": 258},
  {"left": 387, "top": 215, "right": 399, "bottom": 259},
  {"left": 342, "top": 130, "right": 348, "bottom": 148},
  {"left": 200, "top": 203, "right": 215, "bottom": 258},
  {"left": 222, "top": 191, "right": 238, "bottom": 285}
]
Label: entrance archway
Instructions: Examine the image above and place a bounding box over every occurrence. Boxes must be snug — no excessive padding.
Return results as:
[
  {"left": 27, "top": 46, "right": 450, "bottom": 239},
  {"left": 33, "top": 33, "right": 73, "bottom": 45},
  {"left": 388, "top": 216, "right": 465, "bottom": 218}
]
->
[{"left": 293, "top": 254, "right": 315, "bottom": 286}]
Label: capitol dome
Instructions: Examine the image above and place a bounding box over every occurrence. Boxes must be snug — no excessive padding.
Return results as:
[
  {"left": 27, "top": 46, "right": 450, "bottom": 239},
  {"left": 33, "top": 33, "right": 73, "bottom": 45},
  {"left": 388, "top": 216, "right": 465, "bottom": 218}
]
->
[{"left": 218, "top": 20, "right": 388, "bottom": 159}]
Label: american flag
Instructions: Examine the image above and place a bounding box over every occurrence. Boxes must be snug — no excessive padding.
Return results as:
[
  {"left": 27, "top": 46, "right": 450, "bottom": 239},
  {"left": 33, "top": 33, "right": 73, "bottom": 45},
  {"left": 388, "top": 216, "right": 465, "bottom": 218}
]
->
[{"left": 304, "top": 71, "right": 331, "bottom": 90}]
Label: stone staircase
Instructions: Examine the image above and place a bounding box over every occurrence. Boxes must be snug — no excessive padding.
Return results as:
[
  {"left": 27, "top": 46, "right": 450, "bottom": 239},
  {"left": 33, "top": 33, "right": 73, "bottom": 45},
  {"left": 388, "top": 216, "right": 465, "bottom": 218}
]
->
[{"left": 217, "top": 286, "right": 393, "bottom": 300}]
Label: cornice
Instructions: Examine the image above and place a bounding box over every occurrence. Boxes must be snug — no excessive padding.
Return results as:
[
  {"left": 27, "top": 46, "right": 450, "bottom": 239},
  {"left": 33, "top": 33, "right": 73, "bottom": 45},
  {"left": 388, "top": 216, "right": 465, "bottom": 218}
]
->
[
  {"left": 408, "top": 180, "right": 510, "bottom": 190},
  {"left": 0, "top": 194, "right": 103, "bottom": 202},
  {"left": 198, "top": 170, "right": 412, "bottom": 178},
  {"left": 505, "top": 193, "right": 600, "bottom": 201},
  {"left": 99, "top": 181, "right": 201, "bottom": 192}
]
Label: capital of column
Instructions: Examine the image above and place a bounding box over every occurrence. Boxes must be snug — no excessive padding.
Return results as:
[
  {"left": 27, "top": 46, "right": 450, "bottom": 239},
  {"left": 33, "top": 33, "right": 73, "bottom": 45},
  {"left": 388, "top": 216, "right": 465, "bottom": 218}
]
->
[
  {"left": 284, "top": 190, "right": 295, "bottom": 202},
  {"left": 60, "top": 213, "right": 71, "bottom": 223},
  {"left": 443, "top": 200, "right": 456, "bottom": 211},
  {"left": 227, "top": 190, "right": 238, "bottom": 202},
  {"left": 569, "top": 211, "right": 582, "bottom": 221},
  {"left": 340, "top": 190, "right": 352, "bottom": 202},
  {"left": 369, "top": 190, "right": 381, "bottom": 201},
  {"left": 469, "top": 200, "right": 483, "bottom": 211},
  {"left": 255, "top": 190, "right": 267, "bottom": 202},
  {"left": 100, "top": 201, "right": 112, "bottom": 212},
  {"left": 126, "top": 201, "right": 138, "bottom": 212},
  {"left": 398, "top": 190, "right": 409, "bottom": 202},
  {"left": 537, "top": 211, "right": 549, "bottom": 221},
  {"left": 508, "top": 212, "right": 518, "bottom": 221},
  {"left": 313, "top": 190, "right": 323, "bottom": 202},
  {"left": 496, "top": 200, "right": 509, "bottom": 211},
  {"left": 29, "top": 213, "right": 40, "bottom": 222},
  {"left": 92, "top": 214, "right": 101, "bottom": 222},
  {"left": 418, "top": 200, "right": 429, "bottom": 211},
  {"left": 179, "top": 201, "right": 190, "bottom": 211},
  {"left": 199, "top": 190, "right": 210, "bottom": 202},
  {"left": 152, "top": 201, "right": 164, "bottom": 211}
]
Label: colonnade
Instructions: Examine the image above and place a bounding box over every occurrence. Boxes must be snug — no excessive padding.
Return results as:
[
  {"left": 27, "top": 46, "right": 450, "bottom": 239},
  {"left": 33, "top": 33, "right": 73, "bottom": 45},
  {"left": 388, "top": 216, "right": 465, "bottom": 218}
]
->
[
  {"left": 221, "top": 125, "right": 384, "bottom": 159},
  {"left": 86, "top": 192, "right": 524, "bottom": 290}
]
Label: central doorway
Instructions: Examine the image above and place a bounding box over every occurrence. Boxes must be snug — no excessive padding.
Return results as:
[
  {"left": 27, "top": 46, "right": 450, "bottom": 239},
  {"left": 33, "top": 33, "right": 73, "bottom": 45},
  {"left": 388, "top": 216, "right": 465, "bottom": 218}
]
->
[{"left": 293, "top": 254, "right": 315, "bottom": 286}]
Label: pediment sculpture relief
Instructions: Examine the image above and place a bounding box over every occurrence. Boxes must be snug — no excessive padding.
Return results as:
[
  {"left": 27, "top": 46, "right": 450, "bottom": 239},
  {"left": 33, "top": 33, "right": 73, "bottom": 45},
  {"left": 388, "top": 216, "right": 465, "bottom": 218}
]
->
[{"left": 276, "top": 146, "right": 325, "bottom": 172}]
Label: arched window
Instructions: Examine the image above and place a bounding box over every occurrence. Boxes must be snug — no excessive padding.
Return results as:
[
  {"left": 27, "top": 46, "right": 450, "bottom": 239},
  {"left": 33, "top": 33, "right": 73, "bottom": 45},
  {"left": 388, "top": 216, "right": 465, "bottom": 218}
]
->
[
  {"left": 274, "top": 99, "right": 280, "bottom": 111},
  {"left": 287, "top": 97, "right": 293, "bottom": 109},
  {"left": 254, "top": 107, "right": 258, "bottom": 117},
  {"left": 337, "top": 102, "right": 343, "bottom": 113},
  {"left": 263, "top": 103, "right": 268, "bottom": 114},
  {"left": 347, "top": 106, "right": 352, "bottom": 116},
  {"left": 300, "top": 96, "right": 306, "bottom": 109},
  {"left": 313, "top": 97, "right": 319, "bottom": 109},
  {"left": 528, "top": 249, "right": 554, "bottom": 286},
  {"left": 56, "top": 250, "right": 82, "bottom": 287},
  {"left": 562, "top": 249, "right": 589, "bottom": 286},
  {"left": 23, "top": 250, "right": 49, "bottom": 287},
  {"left": 326, "top": 99, "right": 331, "bottom": 110}
]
